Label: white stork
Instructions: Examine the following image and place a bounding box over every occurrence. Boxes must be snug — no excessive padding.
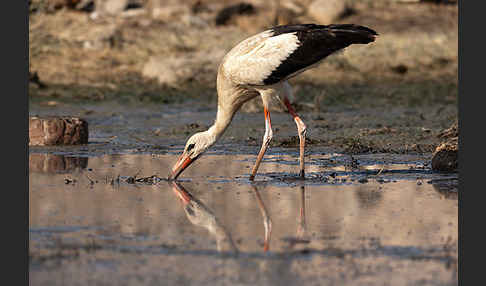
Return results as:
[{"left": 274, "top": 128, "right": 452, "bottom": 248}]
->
[{"left": 169, "top": 23, "right": 377, "bottom": 181}]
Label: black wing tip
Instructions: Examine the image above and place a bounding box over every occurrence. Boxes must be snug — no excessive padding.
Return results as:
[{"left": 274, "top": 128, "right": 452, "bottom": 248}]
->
[
  {"left": 327, "top": 24, "right": 378, "bottom": 36},
  {"left": 326, "top": 24, "right": 378, "bottom": 44},
  {"left": 270, "top": 23, "right": 378, "bottom": 37},
  {"left": 361, "top": 26, "right": 378, "bottom": 37}
]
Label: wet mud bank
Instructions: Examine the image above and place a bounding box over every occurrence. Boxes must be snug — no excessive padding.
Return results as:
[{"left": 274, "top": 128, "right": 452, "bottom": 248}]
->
[{"left": 29, "top": 91, "right": 457, "bottom": 154}]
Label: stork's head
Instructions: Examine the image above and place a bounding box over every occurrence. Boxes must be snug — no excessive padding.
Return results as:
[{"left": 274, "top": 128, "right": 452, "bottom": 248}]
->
[{"left": 168, "top": 131, "right": 217, "bottom": 180}]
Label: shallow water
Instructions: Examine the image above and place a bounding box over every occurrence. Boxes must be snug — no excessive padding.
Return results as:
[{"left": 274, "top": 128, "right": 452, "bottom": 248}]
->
[{"left": 29, "top": 152, "right": 457, "bottom": 285}]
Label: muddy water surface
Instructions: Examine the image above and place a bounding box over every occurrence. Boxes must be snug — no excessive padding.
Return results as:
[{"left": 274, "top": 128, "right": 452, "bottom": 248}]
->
[{"left": 29, "top": 152, "right": 457, "bottom": 285}]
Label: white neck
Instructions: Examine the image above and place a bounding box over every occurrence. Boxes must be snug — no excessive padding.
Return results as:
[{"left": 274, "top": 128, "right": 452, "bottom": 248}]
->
[
  {"left": 207, "top": 69, "right": 258, "bottom": 143},
  {"left": 207, "top": 107, "right": 234, "bottom": 140}
]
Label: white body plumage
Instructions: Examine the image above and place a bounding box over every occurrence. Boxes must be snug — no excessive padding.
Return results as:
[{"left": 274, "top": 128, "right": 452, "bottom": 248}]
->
[{"left": 221, "top": 30, "right": 301, "bottom": 86}]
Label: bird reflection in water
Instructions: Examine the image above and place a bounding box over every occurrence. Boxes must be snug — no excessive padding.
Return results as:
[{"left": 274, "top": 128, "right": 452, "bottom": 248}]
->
[
  {"left": 170, "top": 181, "right": 238, "bottom": 253},
  {"left": 170, "top": 181, "right": 283, "bottom": 253},
  {"left": 170, "top": 181, "right": 311, "bottom": 252}
]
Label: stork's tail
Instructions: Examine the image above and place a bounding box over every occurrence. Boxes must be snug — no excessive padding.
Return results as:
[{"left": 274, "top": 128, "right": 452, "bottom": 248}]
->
[{"left": 326, "top": 24, "right": 378, "bottom": 44}]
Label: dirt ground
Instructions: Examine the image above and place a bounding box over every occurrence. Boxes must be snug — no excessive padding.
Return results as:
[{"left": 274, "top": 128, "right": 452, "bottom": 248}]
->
[{"left": 29, "top": 0, "right": 458, "bottom": 285}]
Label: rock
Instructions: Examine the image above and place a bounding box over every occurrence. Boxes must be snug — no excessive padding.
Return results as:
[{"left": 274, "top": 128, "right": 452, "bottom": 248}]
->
[
  {"left": 307, "top": 0, "right": 348, "bottom": 24},
  {"left": 431, "top": 136, "right": 458, "bottom": 172},
  {"left": 29, "top": 116, "right": 89, "bottom": 146}
]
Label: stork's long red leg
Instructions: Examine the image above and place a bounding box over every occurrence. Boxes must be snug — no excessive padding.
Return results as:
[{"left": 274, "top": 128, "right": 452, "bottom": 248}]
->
[
  {"left": 250, "top": 107, "right": 273, "bottom": 181},
  {"left": 282, "top": 97, "right": 307, "bottom": 179}
]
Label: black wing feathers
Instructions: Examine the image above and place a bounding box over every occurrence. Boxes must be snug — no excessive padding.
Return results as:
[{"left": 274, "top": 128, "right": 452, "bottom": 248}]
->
[{"left": 263, "top": 24, "right": 377, "bottom": 85}]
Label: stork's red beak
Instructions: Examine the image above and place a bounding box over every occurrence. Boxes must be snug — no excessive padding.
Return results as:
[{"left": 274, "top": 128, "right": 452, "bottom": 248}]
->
[{"left": 168, "top": 152, "right": 195, "bottom": 180}]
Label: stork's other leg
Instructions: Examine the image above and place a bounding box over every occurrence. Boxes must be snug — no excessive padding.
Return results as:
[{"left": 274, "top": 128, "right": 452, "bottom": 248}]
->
[
  {"left": 282, "top": 96, "right": 307, "bottom": 178},
  {"left": 250, "top": 99, "right": 273, "bottom": 181}
]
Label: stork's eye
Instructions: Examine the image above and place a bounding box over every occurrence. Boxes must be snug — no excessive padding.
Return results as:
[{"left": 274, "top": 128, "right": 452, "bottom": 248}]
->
[{"left": 187, "top": 143, "right": 195, "bottom": 152}]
